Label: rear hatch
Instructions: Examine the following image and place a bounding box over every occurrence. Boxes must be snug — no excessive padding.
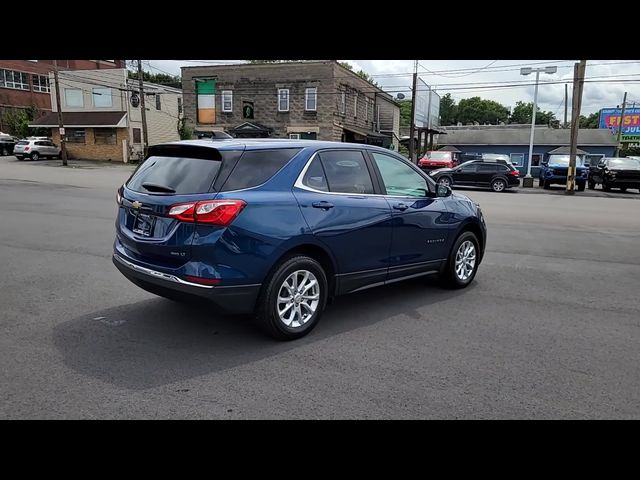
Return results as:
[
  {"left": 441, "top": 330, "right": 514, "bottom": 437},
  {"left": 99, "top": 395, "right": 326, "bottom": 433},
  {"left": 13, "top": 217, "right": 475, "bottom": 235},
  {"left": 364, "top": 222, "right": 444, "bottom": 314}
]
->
[
  {"left": 13, "top": 140, "right": 29, "bottom": 155},
  {"left": 116, "top": 143, "right": 243, "bottom": 267}
]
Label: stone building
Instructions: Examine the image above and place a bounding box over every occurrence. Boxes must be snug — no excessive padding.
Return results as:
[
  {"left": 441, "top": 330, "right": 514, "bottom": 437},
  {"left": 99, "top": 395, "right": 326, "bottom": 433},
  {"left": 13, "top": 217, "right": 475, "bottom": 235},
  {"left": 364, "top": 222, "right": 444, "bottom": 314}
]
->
[{"left": 181, "top": 60, "right": 400, "bottom": 149}]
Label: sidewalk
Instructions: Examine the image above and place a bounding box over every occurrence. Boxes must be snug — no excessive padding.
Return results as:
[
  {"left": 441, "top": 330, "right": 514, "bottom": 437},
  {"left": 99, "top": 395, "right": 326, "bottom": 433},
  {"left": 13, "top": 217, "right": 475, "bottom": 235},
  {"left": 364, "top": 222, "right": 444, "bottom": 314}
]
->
[{"left": 11, "top": 157, "right": 138, "bottom": 171}]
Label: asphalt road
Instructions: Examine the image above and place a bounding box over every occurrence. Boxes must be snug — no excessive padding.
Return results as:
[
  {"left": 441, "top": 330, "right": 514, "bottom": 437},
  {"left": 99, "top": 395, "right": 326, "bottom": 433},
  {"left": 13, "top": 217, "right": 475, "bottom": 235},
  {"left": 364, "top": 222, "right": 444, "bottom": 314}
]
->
[{"left": 1, "top": 156, "right": 639, "bottom": 419}]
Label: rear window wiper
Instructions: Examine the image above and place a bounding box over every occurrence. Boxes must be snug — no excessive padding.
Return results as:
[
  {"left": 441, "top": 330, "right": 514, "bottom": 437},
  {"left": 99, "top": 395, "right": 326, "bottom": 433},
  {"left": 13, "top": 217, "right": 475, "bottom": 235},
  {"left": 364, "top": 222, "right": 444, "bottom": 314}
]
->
[{"left": 141, "top": 182, "right": 176, "bottom": 193}]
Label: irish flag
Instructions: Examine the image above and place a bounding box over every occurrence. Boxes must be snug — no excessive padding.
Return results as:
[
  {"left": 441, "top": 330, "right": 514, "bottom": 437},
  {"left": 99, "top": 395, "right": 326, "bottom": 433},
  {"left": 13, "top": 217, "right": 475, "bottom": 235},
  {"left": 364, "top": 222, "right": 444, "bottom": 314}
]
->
[{"left": 197, "top": 79, "right": 216, "bottom": 124}]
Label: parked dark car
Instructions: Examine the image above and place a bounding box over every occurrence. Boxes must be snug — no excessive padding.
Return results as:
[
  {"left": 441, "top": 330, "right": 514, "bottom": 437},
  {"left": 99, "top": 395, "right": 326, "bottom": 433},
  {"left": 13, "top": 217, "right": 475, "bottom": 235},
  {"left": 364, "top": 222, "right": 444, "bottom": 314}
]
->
[
  {"left": 539, "top": 154, "right": 588, "bottom": 190},
  {"left": 0, "top": 135, "right": 16, "bottom": 156},
  {"left": 113, "top": 140, "right": 487, "bottom": 340},
  {"left": 428, "top": 160, "right": 520, "bottom": 192},
  {"left": 588, "top": 157, "right": 640, "bottom": 192}
]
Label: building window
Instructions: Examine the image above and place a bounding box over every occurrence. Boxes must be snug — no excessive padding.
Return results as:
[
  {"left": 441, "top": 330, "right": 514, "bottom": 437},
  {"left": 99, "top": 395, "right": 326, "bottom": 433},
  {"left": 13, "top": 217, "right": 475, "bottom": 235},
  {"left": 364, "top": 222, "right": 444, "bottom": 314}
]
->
[
  {"left": 0, "top": 69, "right": 30, "bottom": 90},
  {"left": 510, "top": 153, "right": 524, "bottom": 166},
  {"left": 132, "top": 128, "right": 142, "bottom": 144},
  {"left": 66, "top": 128, "right": 86, "bottom": 144},
  {"left": 32, "top": 74, "right": 50, "bottom": 93},
  {"left": 92, "top": 87, "right": 112, "bottom": 108},
  {"left": 222, "top": 90, "right": 233, "bottom": 112},
  {"left": 305, "top": 87, "right": 317, "bottom": 111},
  {"left": 289, "top": 133, "right": 301, "bottom": 139},
  {"left": 177, "top": 97, "right": 183, "bottom": 114},
  {"left": 155, "top": 94, "right": 161, "bottom": 110},
  {"left": 95, "top": 128, "right": 117, "bottom": 145},
  {"left": 278, "top": 89, "right": 289, "bottom": 112},
  {"left": 340, "top": 90, "right": 346, "bottom": 115},
  {"left": 64, "top": 88, "right": 84, "bottom": 107},
  {"left": 354, "top": 93, "right": 358, "bottom": 118}
]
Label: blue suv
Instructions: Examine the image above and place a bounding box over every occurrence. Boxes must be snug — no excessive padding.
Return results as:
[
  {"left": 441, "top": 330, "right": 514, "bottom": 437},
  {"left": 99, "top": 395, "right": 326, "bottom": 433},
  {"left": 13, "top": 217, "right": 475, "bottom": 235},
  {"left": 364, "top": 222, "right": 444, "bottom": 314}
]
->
[
  {"left": 113, "top": 140, "right": 487, "bottom": 340},
  {"left": 539, "top": 154, "right": 588, "bottom": 190}
]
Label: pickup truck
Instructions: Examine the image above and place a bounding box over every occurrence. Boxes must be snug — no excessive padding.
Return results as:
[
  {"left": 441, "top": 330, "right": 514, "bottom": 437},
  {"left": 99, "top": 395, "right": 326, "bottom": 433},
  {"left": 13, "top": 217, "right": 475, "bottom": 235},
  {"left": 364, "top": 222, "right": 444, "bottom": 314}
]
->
[{"left": 539, "top": 154, "right": 588, "bottom": 190}]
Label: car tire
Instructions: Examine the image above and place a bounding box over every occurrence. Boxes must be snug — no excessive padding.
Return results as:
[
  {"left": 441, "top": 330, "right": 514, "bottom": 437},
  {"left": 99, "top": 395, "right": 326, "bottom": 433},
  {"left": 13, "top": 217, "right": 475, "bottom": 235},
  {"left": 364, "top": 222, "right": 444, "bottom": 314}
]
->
[
  {"left": 1, "top": 147, "right": 8, "bottom": 156},
  {"left": 441, "top": 231, "right": 480, "bottom": 289},
  {"left": 577, "top": 183, "right": 585, "bottom": 192},
  {"left": 543, "top": 179, "right": 551, "bottom": 189},
  {"left": 588, "top": 180, "right": 595, "bottom": 189},
  {"left": 438, "top": 176, "right": 452, "bottom": 188},
  {"left": 31, "top": 152, "right": 39, "bottom": 161},
  {"left": 539, "top": 178, "right": 545, "bottom": 188},
  {"left": 491, "top": 178, "right": 506, "bottom": 192},
  {"left": 620, "top": 187, "right": 627, "bottom": 192},
  {"left": 603, "top": 180, "right": 611, "bottom": 192},
  {"left": 255, "top": 255, "right": 328, "bottom": 341}
]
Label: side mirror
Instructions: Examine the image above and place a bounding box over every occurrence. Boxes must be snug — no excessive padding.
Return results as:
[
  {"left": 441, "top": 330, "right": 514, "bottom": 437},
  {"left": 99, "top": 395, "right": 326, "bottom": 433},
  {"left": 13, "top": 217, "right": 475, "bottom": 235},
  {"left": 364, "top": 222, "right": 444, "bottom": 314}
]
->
[{"left": 437, "top": 184, "right": 452, "bottom": 198}]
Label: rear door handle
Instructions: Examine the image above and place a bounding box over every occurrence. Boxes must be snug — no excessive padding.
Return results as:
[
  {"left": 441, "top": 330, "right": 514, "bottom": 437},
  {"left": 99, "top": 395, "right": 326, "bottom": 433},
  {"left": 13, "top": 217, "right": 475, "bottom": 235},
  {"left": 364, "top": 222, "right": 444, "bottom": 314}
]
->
[
  {"left": 393, "top": 203, "right": 409, "bottom": 211},
  {"left": 312, "top": 201, "right": 334, "bottom": 210}
]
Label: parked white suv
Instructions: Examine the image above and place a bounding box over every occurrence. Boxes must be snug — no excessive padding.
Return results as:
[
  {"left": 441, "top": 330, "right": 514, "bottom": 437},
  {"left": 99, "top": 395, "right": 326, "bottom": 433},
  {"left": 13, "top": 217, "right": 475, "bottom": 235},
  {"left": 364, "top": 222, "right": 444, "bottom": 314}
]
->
[{"left": 13, "top": 139, "right": 61, "bottom": 161}]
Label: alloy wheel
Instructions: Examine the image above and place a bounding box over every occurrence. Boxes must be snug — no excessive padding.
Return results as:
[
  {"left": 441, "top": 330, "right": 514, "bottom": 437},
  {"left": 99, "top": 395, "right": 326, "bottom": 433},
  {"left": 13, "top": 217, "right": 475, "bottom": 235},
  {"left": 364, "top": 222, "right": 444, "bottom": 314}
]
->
[
  {"left": 455, "top": 240, "right": 476, "bottom": 281},
  {"left": 276, "top": 270, "right": 320, "bottom": 328}
]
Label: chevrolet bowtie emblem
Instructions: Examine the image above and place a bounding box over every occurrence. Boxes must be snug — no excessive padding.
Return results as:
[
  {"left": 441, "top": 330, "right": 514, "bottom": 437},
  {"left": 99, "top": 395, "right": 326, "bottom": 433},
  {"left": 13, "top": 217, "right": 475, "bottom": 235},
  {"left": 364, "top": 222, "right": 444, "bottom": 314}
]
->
[{"left": 132, "top": 201, "right": 142, "bottom": 209}]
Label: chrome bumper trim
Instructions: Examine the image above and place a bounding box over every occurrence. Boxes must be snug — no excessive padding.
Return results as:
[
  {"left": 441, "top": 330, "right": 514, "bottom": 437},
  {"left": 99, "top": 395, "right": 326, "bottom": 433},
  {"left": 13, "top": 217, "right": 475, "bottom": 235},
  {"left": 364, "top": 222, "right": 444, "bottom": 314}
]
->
[{"left": 113, "top": 254, "right": 215, "bottom": 289}]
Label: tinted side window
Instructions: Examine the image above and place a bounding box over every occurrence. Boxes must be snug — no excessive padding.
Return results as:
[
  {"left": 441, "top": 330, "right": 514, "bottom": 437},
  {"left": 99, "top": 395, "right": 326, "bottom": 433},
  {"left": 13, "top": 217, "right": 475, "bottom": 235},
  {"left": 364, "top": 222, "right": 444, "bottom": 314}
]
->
[
  {"left": 371, "top": 152, "right": 429, "bottom": 197},
  {"left": 497, "top": 164, "right": 511, "bottom": 172},
  {"left": 318, "top": 150, "right": 374, "bottom": 194},
  {"left": 221, "top": 148, "right": 301, "bottom": 191},
  {"left": 127, "top": 156, "right": 222, "bottom": 194},
  {"left": 460, "top": 163, "right": 478, "bottom": 173},
  {"left": 302, "top": 157, "right": 328, "bottom": 191},
  {"left": 477, "top": 164, "right": 498, "bottom": 173}
]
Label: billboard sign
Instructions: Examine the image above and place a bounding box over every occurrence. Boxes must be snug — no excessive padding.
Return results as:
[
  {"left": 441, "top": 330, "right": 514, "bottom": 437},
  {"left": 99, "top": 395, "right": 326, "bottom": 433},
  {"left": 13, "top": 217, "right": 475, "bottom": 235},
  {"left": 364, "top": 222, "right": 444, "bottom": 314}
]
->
[
  {"left": 414, "top": 78, "right": 440, "bottom": 129},
  {"left": 599, "top": 107, "right": 640, "bottom": 142}
]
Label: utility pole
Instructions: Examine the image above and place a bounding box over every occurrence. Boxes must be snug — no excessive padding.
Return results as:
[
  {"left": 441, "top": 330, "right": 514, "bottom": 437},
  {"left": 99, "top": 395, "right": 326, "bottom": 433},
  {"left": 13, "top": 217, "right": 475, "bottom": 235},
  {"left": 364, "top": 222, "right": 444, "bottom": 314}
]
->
[
  {"left": 137, "top": 60, "right": 150, "bottom": 158},
  {"left": 615, "top": 91, "right": 628, "bottom": 157},
  {"left": 52, "top": 60, "right": 68, "bottom": 166},
  {"left": 564, "top": 83, "right": 568, "bottom": 128},
  {"left": 566, "top": 60, "right": 587, "bottom": 195},
  {"left": 408, "top": 60, "right": 417, "bottom": 164}
]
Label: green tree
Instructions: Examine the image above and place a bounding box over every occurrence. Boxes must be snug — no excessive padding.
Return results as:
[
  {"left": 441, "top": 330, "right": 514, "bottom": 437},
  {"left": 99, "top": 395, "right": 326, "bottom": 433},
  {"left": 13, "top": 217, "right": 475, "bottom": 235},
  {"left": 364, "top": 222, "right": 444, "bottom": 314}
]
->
[
  {"left": 439, "top": 93, "right": 457, "bottom": 125},
  {"left": 337, "top": 61, "right": 378, "bottom": 86},
  {"left": 177, "top": 117, "right": 192, "bottom": 140},
  {"left": 0, "top": 106, "right": 45, "bottom": 138},
  {"left": 456, "top": 97, "right": 510, "bottom": 125},
  {"left": 127, "top": 70, "right": 182, "bottom": 88},
  {"left": 398, "top": 99, "right": 413, "bottom": 127},
  {"left": 509, "top": 101, "right": 557, "bottom": 125},
  {"left": 579, "top": 112, "right": 600, "bottom": 128}
]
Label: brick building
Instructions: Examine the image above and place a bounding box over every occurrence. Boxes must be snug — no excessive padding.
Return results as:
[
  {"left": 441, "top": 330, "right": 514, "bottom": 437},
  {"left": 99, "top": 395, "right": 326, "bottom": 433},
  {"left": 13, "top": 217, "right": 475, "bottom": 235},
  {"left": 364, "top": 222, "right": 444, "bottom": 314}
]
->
[
  {"left": 29, "top": 68, "right": 182, "bottom": 162},
  {"left": 0, "top": 60, "right": 125, "bottom": 131},
  {"left": 181, "top": 61, "right": 400, "bottom": 149}
]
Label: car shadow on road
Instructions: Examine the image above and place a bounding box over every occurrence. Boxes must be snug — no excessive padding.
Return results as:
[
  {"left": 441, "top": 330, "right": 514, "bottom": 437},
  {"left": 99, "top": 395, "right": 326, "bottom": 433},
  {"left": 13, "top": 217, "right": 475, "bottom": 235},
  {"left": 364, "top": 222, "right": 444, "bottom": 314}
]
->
[{"left": 52, "top": 276, "right": 474, "bottom": 390}]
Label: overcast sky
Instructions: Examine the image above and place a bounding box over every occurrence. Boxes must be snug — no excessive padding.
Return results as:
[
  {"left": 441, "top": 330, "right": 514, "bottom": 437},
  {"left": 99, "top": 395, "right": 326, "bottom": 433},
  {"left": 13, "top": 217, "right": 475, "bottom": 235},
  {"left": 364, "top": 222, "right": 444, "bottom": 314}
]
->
[{"left": 148, "top": 60, "right": 640, "bottom": 117}]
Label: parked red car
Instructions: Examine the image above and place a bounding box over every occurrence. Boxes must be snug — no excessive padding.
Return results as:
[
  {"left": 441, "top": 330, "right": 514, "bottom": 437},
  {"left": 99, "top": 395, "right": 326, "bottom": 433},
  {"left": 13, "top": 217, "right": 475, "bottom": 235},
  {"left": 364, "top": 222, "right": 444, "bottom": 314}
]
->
[{"left": 418, "top": 151, "right": 458, "bottom": 170}]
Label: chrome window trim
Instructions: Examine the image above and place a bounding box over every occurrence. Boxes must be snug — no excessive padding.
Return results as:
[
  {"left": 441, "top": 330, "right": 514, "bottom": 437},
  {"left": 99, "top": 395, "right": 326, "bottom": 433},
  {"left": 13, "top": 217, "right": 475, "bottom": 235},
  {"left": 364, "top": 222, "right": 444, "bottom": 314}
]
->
[{"left": 294, "top": 150, "right": 437, "bottom": 199}]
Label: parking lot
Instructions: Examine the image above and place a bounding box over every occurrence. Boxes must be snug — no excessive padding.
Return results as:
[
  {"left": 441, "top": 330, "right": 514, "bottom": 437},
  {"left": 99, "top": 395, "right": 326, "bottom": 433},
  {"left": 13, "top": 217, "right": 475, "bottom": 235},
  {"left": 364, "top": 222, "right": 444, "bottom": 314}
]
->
[{"left": 1, "top": 155, "right": 639, "bottom": 419}]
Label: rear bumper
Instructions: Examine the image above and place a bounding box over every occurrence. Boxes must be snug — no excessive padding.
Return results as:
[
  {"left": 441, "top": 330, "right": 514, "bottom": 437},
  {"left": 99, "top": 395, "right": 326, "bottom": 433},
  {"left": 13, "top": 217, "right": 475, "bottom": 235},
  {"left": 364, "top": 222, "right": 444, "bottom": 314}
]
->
[{"left": 112, "top": 253, "right": 261, "bottom": 314}]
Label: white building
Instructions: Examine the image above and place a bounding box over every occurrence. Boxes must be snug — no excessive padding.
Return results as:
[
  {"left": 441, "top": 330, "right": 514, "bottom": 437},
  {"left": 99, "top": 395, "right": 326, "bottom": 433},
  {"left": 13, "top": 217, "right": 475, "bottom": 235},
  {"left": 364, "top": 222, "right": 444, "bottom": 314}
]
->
[{"left": 29, "top": 68, "right": 182, "bottom": 162}]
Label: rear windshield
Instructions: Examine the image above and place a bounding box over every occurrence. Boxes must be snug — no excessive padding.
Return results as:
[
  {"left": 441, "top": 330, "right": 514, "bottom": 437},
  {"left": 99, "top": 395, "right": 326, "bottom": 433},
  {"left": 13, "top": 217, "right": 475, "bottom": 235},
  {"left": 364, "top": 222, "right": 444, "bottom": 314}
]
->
[
  {"left": 428, "top": 152, "right": 450, "bottom": 160},
  {"left": 220, "top": 148, "right": 301, "bottom": 191},
  {"left": 16, "top": 141, "right": 29, "bottom": 145},
  {"left": 127, "top": 156, "right": 222, "bottom": 194}
]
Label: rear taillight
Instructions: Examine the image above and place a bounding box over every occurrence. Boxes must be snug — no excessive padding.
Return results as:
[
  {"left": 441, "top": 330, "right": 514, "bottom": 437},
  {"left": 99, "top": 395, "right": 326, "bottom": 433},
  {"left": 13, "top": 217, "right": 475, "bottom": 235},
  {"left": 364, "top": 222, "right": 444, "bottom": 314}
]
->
[
  {"left": 168, "top": 200, "right": 246, "bottom": 226},
  {"left": 510, "top": 170, "right": 520, "bottom": 176}
]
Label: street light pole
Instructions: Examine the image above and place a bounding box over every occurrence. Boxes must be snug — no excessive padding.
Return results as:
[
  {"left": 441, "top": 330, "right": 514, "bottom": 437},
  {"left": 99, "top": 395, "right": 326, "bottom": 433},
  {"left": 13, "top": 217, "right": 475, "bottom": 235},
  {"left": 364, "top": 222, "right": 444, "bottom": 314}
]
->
[
  {"left": 525, "top": 70, "right": 540, "bottom": 180},
  {"left": 520, "top": 65, "right": 557, "bottom": 187}
]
